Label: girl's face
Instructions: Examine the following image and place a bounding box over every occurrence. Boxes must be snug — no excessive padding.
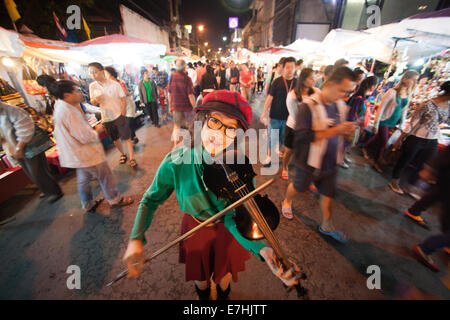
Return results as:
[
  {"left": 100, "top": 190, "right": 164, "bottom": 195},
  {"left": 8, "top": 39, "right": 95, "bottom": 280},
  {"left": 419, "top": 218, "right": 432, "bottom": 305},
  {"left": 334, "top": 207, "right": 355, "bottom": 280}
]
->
[
  {"left": 366, "top": 85, "right": 377, "bottom": 96},
  {"left": 88, "top": 66, "right": 105, "bottom": 82},
  {"left": 404, "top": 76, "right": 418, "bottom": 89},
  {"left": 305, "top": 73, "right": 315, "bottom": 89},
  {"left": 201, "top": 112, "right": 239, "bottom": 157}
]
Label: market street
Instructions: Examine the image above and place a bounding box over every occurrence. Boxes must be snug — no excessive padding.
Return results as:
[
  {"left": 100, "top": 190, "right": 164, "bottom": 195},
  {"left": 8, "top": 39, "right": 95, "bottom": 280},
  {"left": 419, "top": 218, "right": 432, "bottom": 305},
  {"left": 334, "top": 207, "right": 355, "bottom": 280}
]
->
[{"left": 0, "top": 94, "right": 448, "bottom": 300}]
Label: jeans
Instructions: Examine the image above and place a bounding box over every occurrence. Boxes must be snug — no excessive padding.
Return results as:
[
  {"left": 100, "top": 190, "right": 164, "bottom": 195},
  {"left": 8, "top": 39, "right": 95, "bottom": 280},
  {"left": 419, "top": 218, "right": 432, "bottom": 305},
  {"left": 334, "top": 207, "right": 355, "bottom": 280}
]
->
[
  {"left": 18, "top": 152, "right": 62, "bottom": 196},
  {"left": 268, "top": 118, "right": 286, "bottom": 153},
  {"left": 392, "top": 135, "right": 437, "bottom": 183},
  {"left": 76, "top": 161, "right": 120, "bottom": 210}
]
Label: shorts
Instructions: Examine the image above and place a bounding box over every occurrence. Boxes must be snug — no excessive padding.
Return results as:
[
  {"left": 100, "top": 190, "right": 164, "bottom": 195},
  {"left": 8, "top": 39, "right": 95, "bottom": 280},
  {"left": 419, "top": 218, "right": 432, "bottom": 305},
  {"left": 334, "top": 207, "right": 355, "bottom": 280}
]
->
[
  {"left": 173, "top": 110, "right": 194, "bottom": 129},
  {"left": 284, "top": 126, "right": 295, "bottom": 149},
  {"left": 103, "top": 115, "right": 131, "bottom": 141},
  {"left": 292, "top": 167, "right": 337, "bottom": 198}
]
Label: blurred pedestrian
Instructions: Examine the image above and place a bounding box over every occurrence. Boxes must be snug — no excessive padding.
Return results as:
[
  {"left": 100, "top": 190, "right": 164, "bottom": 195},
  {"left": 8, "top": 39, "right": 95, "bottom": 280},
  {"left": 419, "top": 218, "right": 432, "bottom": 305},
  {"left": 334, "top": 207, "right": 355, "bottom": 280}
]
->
[
  {"left": 88, "top": 62, "right": 137, "bottom": 168},
  {"left": 138, "top": 69, "right": 160, "bottom": 128},
  {"left": 281, "top": 67, "right": 358, "bottom": 242},
  {"left": 0, "top": 101, "right": 62, "bottom": 202}
]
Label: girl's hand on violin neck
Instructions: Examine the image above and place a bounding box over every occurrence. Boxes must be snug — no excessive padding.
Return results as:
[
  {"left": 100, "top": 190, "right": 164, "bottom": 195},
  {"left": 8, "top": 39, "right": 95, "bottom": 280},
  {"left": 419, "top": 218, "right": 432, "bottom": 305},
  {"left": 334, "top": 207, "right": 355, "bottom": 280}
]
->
[
  {"left": 260, "top": 247, "right": 300, "bottom": 287},
  {"left": 123, "top": 239, "right": 144, "bottom": 278}
]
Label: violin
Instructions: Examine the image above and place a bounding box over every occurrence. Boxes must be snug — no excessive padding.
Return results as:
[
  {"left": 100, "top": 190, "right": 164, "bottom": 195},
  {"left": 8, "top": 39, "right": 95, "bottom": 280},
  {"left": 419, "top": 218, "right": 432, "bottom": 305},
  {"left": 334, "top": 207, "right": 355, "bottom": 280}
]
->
[
  {"left": 203, "top": 150, "right": 308, "bottom": 299},
  {"left": 202, "top": 150, "right": 279, "bottom": 240}
]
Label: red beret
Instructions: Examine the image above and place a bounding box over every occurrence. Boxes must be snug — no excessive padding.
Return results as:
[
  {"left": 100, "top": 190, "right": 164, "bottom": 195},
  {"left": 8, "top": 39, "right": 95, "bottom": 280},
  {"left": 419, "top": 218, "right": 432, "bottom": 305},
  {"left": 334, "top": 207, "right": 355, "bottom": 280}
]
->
[{"left": 195, "top": 90, "right": 252, "bottom": 130}]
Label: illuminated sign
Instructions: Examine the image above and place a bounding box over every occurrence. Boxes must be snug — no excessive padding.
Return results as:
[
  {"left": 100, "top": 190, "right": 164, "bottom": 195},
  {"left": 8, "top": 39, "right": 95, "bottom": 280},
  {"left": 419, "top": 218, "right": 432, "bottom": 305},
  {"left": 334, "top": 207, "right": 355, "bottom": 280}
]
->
[
  {"left": 229, "top": 17, "right": 238, "bottom": 29},
  {"left": 184, "top": 25, "right": 192, "bottom": 34}
]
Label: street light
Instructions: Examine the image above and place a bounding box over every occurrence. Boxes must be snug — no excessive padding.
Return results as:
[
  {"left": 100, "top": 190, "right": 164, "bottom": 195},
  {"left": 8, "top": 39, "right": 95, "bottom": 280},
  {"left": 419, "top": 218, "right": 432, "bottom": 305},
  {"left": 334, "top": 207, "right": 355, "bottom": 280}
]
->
[
  {"left": 207, "top": 49, "right": 211, "bottom": 52},
  {"left": 198, "top": 25, "right": 204, "bottom": 32},
  {"left": 204, "top": 42, "right": 208, "bottom": 46},
  {"left": 222, "top": 36, "right": 227, "bottom": 41}
]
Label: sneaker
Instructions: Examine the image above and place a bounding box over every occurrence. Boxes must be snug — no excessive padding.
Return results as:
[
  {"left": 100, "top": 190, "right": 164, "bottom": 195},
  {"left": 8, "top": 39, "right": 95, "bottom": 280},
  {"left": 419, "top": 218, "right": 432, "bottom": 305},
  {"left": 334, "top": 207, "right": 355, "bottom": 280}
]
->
[
  {"left": 47, "top": 193, "right": 64, "bottom": 203},
  {"left": 389, "top": 182, "right": 404, "bottom": 195},
  {"left": 132, "top": 137, "right": 139, "bottom": 145},
  {"left": 412, "top": 245, "right": 440, "bottom": 272},
  {"left": 404, "top": 185, "right": 422, "bottom": 200},
  {"left": 339, "top": 162, "right": 350, "bottom": 169},
  {"left": 344, "top": 156, "right": 352, "bottom": 164}
]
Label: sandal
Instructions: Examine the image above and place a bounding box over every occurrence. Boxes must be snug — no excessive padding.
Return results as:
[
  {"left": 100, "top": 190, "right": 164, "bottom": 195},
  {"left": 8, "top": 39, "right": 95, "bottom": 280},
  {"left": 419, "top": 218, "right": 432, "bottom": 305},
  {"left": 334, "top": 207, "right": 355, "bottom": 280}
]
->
[
  {"left": 318, "top": 226, "right": 349, "bottom": 243},
  {"left": 281, "top": 170, "right": 288, "bottom": 181},
  {"left": 86, "top": 197, "right": 104, "bottom": 213},
  {"left": 372, "top": 162, "right": 383, "bottom": 173},
  {"left": 281, "top": 203, "right": 293, "bottom": 220},
  {"left": 129, "top": 159, "right": 137, "bottom": 168},
  {"left": 119, "top": 154, "right": 127, "bottom": 164},
  {"left": 405, "top": 210, "right": 430, "bottom": 230},
  {"left": 111, "top": 196, "right": 134, "bottom": 208},
  {"left": 412, "top": 245, "right": 440, "bottom": 272}
]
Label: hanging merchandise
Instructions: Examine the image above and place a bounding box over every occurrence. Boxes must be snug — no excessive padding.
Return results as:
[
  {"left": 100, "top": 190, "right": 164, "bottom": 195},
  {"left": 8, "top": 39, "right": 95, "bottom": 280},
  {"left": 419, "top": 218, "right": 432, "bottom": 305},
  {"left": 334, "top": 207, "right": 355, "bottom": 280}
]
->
[
  {"left": 22, "top": 62, "right": 47, "bottom": 95},
  {"left": 0, "top": 77, "right": 52, "bottom": 132}
]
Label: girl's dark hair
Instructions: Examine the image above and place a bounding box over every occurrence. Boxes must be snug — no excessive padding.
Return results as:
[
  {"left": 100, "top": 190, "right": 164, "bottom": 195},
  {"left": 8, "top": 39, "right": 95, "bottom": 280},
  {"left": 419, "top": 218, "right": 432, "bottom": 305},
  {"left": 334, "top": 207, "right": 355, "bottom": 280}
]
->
[
  {"left": 354, "top": 76, "right": 378, "bottom": 98},
  {"left": 37, "top": 74, "right": 77, "bottom": 100},
  {"left": 105, "top": 66, "right": 118, "bottom": 79},
  {"left": 294, "top": 67, "right": 315, "bottom": 102}
]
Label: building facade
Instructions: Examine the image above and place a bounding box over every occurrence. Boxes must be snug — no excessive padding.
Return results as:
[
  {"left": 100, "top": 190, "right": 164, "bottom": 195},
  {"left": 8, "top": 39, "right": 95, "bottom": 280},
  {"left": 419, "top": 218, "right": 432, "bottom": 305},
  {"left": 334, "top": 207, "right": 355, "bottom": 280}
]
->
[{"left": 243, "top": 0, "right": 449, "bottom": 50}]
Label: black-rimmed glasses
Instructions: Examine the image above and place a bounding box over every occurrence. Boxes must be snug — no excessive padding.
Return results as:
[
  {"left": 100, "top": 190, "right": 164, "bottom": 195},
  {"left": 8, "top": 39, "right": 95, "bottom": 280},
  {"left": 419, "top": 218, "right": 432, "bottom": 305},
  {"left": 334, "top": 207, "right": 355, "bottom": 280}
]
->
[{"left": 206, "top": 116, "right": 238, "bottom": 139}]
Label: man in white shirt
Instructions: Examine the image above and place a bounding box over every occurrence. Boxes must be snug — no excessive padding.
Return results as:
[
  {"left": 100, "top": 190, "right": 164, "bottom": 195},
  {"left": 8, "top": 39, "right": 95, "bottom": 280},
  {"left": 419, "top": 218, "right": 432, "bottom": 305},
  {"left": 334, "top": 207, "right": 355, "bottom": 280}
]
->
[
  {"left": 88, "top": 62, "right": 137, "bottom": 168},
  {"left": 50, "top": 79, "right": 134, "bottom": 211}
]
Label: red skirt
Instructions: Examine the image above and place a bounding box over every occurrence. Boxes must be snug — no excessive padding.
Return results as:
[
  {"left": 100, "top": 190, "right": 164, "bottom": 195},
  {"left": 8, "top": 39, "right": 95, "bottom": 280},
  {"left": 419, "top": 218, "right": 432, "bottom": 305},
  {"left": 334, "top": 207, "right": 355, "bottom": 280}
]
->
[{"left": 179, "top": 213, "right": 251, "bottom": 286}]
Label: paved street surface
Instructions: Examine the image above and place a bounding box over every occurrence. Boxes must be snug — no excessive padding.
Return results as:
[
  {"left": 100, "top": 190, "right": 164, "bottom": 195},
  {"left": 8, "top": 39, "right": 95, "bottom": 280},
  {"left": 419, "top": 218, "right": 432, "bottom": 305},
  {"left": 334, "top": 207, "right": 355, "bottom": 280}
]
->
[{"left": 0, "top": 94, "right": 449, "bottom": 300}]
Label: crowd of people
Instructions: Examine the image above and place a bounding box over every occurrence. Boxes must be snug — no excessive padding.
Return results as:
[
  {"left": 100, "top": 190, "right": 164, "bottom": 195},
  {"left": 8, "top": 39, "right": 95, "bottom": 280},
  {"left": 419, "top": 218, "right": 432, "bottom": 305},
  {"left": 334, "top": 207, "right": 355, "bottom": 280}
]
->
[{"left": 0, "top": 53, "right": 449, "bottom": 300}]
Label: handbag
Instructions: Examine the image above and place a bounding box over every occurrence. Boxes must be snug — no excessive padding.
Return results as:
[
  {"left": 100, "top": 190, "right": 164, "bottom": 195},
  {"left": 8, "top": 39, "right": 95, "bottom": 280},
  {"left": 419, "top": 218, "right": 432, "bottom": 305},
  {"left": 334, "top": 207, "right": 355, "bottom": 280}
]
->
[
  {"left": 382, "top": 129, "right": 407, "bottom": 165},
  {"left": 381, "top": 102, "right": 426, "bottom": 166},
  {"left": 24, "top": 125, "right": 54, "bottom": 159}
]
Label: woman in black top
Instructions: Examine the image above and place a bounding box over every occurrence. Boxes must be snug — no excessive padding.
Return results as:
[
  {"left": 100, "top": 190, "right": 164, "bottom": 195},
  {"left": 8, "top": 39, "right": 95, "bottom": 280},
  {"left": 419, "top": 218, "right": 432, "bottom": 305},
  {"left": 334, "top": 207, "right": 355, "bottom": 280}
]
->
[{"left": 200, "top": 65, "right": 219, "bottom": 92}]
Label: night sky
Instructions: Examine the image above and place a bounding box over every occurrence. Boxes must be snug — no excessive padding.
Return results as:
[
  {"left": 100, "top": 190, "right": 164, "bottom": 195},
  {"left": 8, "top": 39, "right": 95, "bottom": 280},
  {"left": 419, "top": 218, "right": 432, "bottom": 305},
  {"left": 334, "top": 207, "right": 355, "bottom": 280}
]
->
[
  {"left": 179, "top": 0, "right": 253, "bottom": 49},
  {"left": 0, "top": 0, "right": 254, "bottom": 48}
]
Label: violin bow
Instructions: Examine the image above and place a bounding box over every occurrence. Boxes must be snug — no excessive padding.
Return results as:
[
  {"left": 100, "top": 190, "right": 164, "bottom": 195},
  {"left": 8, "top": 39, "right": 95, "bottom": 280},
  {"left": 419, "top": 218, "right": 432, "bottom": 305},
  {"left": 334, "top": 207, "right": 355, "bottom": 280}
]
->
[{"left": 106, "top": 178, "right": 275, "bottom": 287}]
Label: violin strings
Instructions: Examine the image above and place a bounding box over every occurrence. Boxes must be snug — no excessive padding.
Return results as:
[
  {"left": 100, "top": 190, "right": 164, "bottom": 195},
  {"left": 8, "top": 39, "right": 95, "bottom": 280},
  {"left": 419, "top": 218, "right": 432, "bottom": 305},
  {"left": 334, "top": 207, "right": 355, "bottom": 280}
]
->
[
  {"left": 229, "top": 173, "right": 284, "bottom": 260},
  {"left": 219, "top": 163, "right": 287, "bottom": 264}
]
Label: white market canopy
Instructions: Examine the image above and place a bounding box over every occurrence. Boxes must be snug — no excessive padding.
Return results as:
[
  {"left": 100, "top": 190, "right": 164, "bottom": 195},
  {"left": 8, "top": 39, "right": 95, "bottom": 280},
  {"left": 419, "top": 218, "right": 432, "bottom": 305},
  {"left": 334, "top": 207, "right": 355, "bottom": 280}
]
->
[
  {"left": 72, "top": 34, "right": 167, "bottom": 66},
  {"left": 279, "top": 8, "right": 450, "bottom": 65},
  {"left": 0, "top": 27, "right": 96, "bottom": 64},
  {"left": 0, "top": 27, "right": 24, "bottom": 57}
]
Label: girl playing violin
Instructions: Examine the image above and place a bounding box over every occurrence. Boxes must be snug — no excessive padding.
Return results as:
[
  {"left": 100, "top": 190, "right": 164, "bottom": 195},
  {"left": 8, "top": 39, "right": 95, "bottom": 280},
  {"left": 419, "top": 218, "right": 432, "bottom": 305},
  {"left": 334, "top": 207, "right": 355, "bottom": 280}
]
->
[{"left": 123, "top": 90, "right": 299, "bottom": 300}]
